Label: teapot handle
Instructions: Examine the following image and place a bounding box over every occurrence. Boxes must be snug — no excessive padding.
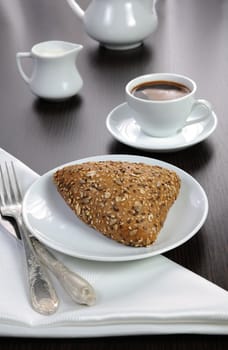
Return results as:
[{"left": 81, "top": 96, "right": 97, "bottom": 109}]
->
[
  {"left": 66, "top": 0, "right": 85, "bottom": 19},
  {"left": 16, "top": 52, "right": 32, "bottom": 84}
]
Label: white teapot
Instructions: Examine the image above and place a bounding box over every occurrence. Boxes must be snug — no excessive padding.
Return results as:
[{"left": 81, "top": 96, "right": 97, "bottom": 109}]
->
[{"left": 67, "top": 0, "right": 158, "bottom": 50}]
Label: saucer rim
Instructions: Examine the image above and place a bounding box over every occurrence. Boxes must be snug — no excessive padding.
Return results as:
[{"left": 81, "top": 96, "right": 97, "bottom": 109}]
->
[{"left": 106, "top": 102, "right": 217, "bottom": 152}]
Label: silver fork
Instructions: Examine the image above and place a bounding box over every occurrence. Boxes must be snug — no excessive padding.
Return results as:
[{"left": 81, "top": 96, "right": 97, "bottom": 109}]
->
[{"left": 0, "top": 161, "right": 59, "bottom": 315}]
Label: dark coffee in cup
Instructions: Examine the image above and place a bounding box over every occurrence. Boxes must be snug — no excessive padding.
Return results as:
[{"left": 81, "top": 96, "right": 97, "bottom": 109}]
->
[{"left": 131, "top": 80, "right": 191, "bottom": 101}]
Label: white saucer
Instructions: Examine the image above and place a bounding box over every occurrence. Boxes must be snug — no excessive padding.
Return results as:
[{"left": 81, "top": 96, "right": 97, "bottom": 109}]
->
[{"left": 106, "top": 102, "right": 217, "bottom": 152}]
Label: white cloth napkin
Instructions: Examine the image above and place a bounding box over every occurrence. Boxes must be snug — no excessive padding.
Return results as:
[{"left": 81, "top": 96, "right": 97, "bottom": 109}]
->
[{"left": 0, "top": 147, "right": 228, "bottom": 337}]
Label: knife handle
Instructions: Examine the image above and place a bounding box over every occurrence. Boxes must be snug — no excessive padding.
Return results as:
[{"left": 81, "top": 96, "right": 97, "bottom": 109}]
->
[
  {"left": 18, "top": 219, "right": 59, "bottom": 315},
  {"left": 31, "top": 237, "right": 96, "bottom": 306}
]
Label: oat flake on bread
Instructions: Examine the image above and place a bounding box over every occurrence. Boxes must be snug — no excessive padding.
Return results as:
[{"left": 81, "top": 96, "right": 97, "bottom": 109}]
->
[{"left": 53, "top": 161, "right": 181, "bottom": 247}]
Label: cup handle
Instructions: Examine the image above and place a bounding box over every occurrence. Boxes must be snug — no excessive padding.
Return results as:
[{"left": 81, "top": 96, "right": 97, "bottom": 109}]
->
[
  {"left": 185, "top": 99, "right": 212, "bottom": 127},
  {"left": 16, "top": 52, "right": 32, "bottom": 84}
]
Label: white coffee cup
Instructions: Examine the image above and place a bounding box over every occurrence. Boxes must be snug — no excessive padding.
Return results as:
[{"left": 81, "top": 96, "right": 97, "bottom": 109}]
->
[{"left": 126, "top": 73, "right": 212, "bottom": 137}]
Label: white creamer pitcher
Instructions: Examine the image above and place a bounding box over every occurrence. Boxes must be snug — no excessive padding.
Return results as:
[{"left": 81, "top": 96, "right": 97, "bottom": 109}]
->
[
  {"left": 16, "top": 41, "right": 83, "bottom": 100},
  {"left": 66, "top": 0, "right": 158, "bottom": 50}
]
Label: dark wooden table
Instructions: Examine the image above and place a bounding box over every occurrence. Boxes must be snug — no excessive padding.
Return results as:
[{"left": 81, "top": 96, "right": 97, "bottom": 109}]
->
[{"left": 0, "top": 0, "right": 227, "bottom": 348}]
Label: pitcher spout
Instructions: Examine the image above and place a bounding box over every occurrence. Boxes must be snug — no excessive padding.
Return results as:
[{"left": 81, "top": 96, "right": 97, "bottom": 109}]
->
[
  {"left": 71, "top": 43, "right": 83, "bottom": 51},
  {"left": 61, "top": 42, "right": 83, "bottom": 56}
]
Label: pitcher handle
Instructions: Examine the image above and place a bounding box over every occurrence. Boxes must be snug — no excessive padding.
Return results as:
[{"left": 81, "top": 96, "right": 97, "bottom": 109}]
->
[
  {"left": 66, "top": 0, "right": 85, "bottom": 19},
  {"left": 16, "top": 52, "right": 32, "bottom": 84}
]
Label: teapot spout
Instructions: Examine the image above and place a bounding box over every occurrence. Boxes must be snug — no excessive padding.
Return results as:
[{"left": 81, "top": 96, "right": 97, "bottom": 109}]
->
[{"left": 66, "top": 0, "right": 84, "bottom": 20}]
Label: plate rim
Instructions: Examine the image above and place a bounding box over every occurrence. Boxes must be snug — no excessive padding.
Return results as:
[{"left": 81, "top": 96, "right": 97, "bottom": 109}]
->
[
  {"left": 106, "top": 102, "right": 217, "bottom": 152},
  {"left": 22, "top": 154, "right": 209, "bottom": 261}
]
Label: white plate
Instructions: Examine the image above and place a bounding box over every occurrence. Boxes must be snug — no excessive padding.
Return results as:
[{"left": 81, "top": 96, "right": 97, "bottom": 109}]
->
[
  {"left": 22, "top": 155, "right": 208, "bottom": 261},
  {"left": 106, "top": 102, "right": 217, "bottom": 152}
]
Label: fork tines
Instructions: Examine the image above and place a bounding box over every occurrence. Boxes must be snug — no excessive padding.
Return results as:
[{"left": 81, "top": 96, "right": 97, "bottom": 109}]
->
[{"left": 0, "top": 161, "right": 23, "bottom": 206}]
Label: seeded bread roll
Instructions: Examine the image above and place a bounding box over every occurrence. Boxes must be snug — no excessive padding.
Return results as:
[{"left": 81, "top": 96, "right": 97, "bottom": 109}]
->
[{"left": 53, "top": 161, "right": 181, "bottom": 247}]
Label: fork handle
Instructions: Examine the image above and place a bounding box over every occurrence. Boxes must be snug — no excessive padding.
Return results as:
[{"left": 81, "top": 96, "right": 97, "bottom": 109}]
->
[{"left": 17, "top": 217, "right": 59, "bottom": 315}]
